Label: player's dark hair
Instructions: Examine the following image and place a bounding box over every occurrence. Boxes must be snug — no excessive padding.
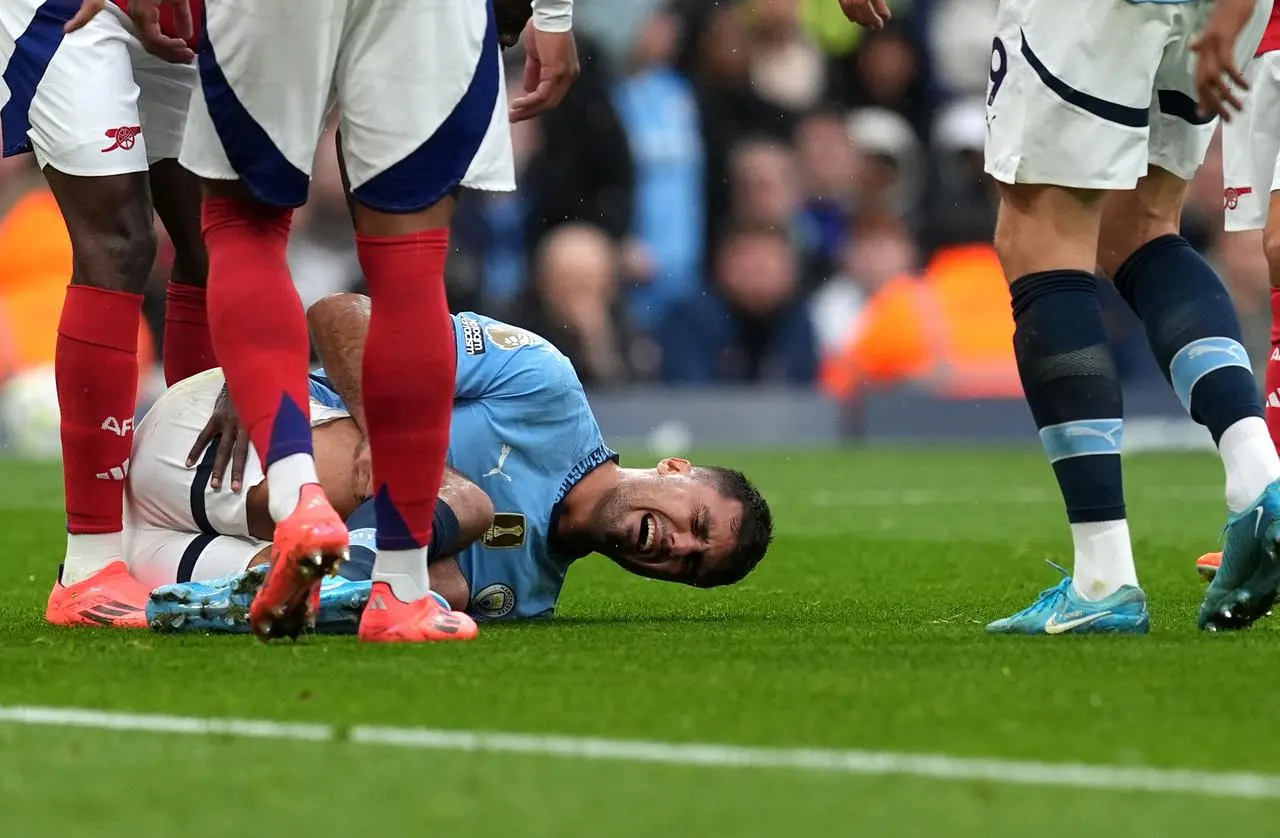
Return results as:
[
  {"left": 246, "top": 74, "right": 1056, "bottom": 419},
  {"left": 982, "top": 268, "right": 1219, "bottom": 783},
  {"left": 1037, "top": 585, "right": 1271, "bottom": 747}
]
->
[{"left": 693, "top": 466, "right": 773, "bottom": 587}]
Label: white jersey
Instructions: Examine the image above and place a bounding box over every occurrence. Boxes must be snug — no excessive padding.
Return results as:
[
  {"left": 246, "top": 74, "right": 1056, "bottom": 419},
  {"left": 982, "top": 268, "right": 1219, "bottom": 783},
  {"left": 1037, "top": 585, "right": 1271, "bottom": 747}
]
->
[
  {"left": 180, "top": 0, "right": 515, "bottom": 210},
  {"left": 0, "top": 0, "right": 194, "bottom": 175},
  {"left": 985, "top": 0, "right": 1272, "bottom": 190}
]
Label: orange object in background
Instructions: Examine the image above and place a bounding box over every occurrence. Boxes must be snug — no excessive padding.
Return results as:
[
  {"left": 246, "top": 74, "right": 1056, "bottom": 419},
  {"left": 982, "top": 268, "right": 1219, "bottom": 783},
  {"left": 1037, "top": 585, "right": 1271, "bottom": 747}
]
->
[
  {"left": 821, "top": 243, "right": 1022, "bottom": 401},
  {"left": 0, "top": 189, "right": 154, "bottom": 385}
]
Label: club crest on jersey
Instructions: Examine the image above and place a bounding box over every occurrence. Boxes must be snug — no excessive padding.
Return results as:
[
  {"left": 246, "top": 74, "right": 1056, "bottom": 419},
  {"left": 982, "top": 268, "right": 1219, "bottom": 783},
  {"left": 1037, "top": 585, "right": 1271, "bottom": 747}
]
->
[
  {"left": 481, "top": 513, "right": 526, "bottom": 548},
  {"left": 102, "top": 126, "right": 141, "bottom": 153},
  {"left": 485, "top": 323, "right": 543, "bottom": 351},
  {"left": 1225, "top": 186, "right": 1253, "bottom": 210},
  {"left": 472, "top": 583, "right": 517, "bottom": 619},
  {"left": 460, "top": 314, "right": 486, "bottom": 356}
]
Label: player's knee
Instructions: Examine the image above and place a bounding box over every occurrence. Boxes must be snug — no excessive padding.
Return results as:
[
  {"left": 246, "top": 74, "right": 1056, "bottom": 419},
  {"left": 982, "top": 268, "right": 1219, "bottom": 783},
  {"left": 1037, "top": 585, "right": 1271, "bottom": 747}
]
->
[
  {"left": 992, "top": 217, "right": 1019, "bottom": 279},
  {"left": 1263, "top": 226, "right": 1280, "bottom": 286},
  {"left": 68, "top": 211, "right": 158, "bottom": 295},
  {"left": 452, "top": 486, "right": 495, "bottom": 550},
  {"left": 1097, "top": 170, "right": 1184, "bottom": 278}
]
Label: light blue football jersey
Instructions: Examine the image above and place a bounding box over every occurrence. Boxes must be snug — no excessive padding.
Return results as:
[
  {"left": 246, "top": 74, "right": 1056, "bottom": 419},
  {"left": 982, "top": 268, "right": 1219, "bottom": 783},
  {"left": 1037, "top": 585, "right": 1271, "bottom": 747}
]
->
[{"left": 314, "top": 312, "right": 616, "bottom": 621}]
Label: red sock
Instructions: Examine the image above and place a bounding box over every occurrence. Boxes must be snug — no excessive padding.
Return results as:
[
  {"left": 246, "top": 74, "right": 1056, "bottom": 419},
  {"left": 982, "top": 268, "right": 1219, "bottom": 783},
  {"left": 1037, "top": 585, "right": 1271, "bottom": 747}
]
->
[
  {"left": 163, "top": 282, "right": 217, "bottom": 386},
  {"left": 56, "top": 286, "right": 142, "bottom": 535},
  {"left": 202, "top": 196, "right": 312, "bottom": 466},
  {"left": 359, "top": 229, "right": 455, "bottom": 550},
  {"left": 1267, "top": 288, "right": 1280, "bottom": 452}
]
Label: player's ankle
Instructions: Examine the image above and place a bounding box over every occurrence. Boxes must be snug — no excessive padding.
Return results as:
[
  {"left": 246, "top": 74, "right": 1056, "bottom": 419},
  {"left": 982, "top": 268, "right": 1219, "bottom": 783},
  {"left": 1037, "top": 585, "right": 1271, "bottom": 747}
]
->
[
  {"left": 266, "top": 453, "right": 321, "bottom": 520},
  {"left": 62, "top": 532, "right": 124, "bottom": 586}
]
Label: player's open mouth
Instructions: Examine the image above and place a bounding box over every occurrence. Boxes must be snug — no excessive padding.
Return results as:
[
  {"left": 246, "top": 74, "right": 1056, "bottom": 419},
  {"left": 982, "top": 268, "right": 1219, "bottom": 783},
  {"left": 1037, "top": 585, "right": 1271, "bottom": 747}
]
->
[{"left": 637, "top": 513, "right": 657, "bottom": 554}]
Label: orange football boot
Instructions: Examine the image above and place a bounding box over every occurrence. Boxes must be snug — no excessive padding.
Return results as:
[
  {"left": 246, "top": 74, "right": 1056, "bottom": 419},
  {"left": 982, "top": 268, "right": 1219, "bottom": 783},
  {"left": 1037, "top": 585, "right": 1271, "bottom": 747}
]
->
[
  {"left": 46, "top": 561, "right": 150, "bottom": 629},
  {"left": 249, "top": 483, "right": 348, "bottom": 642},
  {"left": 1197, "top": 551, "right": 1222, "bottom": 583},
  {"left": 358, "top": 581, "right": 479, "bottom": 643}
]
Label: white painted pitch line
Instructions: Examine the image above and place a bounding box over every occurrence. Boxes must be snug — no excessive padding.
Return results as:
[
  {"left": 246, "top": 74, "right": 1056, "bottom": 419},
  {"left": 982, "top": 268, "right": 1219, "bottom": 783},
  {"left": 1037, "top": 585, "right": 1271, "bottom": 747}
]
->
[
  {"left": 808, "top": 485, "right": 1221, "bottom": 507},
  {"left": 2, "top": 706, "right": 1279, "bottom": 800}
]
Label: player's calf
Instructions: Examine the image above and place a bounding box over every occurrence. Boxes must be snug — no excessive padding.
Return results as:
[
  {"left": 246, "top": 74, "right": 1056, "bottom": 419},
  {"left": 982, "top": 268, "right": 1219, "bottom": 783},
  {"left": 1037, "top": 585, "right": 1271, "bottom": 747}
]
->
[
  {"left": 150, "top": 160, "right": 215, "bottom": 386},
  {"left": 1260, "top": 197, "right": 1280, "bottom": 450},
  {"left": 1008, "top": 270, "right": 1137, "bottom": 604},
  {"left": 44, "top": 171, "right": 157, "bottom": 596},
  {"left": 1110, "top": 229, "right": 1278, "bottom": 515}
]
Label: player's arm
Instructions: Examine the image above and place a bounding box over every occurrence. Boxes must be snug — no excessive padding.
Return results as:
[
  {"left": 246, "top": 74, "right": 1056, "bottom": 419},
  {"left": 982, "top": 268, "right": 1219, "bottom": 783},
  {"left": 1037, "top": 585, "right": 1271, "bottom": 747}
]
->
[
  {"left": 1192, "top": 0, "right": 1258, "bottom": 120},
  {"left": 509, "top": 0, "right": 580, "bottom": 123},
  {"left": 308, "top": 293, "right": 372, "bottom": 433},
  {"left": 245, "top": 414, "right": 493, "bottom": 547},
  {"left": 123, "top": 0, "right": 196, "bottom": 63},
  {"left": 339, "top": 469, "right": 495, "bottom": 611}
]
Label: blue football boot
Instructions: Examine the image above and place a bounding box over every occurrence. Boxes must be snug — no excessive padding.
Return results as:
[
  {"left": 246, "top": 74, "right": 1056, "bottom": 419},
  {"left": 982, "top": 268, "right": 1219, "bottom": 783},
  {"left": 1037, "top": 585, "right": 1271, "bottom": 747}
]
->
[
  {"left": 148, "top": 566, "right": 448, "bottom": 634},
  {"left": 1200, "top": 479, "right": 1280, "bottom": 631},
  {"left": 986, "top": 562, "right": 1150, "bottom": 635}
]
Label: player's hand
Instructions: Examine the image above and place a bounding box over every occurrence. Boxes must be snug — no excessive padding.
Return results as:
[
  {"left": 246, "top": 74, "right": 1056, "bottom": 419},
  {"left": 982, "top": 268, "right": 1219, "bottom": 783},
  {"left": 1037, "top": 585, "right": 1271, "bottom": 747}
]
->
[
  {"left": 63, "top": 0, "right": 105, "bottom": 33},
  {"left": 187, "top": 386, "right": 251, "bottom": 493},
  {"left": 838, "top": 0, "right": 892, "bottom": 29},
  {"left": 509, "top": 24, "right": 580, "bottom": 123},
  {"left": 1191, "top": 0, "right": 1255, "bottom": 121},
  {"left": 353, "top": 438, "right": 373, "bottom": 501},
  {"left": 129, "top": 0, "right": 196, "bottom": 64}
]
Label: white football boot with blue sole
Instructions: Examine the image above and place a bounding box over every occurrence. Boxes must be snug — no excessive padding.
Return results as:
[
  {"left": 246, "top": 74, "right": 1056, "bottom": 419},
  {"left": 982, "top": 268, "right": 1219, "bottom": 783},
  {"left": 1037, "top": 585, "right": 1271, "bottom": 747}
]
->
[{"left": 986, "top": 562, "right": 1150, "bottom": 635}]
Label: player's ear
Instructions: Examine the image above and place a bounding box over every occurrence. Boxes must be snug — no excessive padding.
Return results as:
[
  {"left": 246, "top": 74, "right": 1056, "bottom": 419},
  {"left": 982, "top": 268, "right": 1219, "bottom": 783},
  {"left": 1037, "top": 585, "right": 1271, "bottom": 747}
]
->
[{"left": 657, "top": 457, "right": 692, "bottom": 476}]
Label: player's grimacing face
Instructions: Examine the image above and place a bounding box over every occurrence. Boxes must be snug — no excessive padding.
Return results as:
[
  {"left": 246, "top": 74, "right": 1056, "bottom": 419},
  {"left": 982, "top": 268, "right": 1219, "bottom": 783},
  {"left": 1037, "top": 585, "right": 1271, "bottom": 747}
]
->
[{"left": 597, "top": 461, "right": 743, "bottom": 587}]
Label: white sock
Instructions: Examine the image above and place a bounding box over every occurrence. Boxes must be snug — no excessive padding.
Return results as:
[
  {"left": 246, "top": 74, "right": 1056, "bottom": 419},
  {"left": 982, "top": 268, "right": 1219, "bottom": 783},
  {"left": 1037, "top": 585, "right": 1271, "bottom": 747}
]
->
[
  {"left": 372, "top": 547, "right": 431, "bottom": 603},
  {"left": 1070, "top": 520, "right": 1139, "bottom": 601},
  {"left": 266, "top": 452, "right": 319, "bottom": 521},
  {"left": 1219, "top": 417, "right": 1280, "bottom": 513},
  {"left": 62, "top": 532, "right": 123, "bottom": 586}
]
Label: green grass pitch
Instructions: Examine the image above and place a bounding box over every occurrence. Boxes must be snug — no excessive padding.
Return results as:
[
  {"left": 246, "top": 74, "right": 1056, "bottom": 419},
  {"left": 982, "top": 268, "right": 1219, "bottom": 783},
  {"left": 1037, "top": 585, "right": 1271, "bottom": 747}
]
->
[{"left": 2, "top": 449, "right": 1280, "bottom": 836}]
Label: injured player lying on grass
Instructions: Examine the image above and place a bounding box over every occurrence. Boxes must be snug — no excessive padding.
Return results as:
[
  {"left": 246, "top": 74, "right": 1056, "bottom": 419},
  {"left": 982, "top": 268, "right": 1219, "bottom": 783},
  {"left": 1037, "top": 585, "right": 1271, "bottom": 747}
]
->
[{"left": 128, "top": 294, "right": 774, "bottom": 632}]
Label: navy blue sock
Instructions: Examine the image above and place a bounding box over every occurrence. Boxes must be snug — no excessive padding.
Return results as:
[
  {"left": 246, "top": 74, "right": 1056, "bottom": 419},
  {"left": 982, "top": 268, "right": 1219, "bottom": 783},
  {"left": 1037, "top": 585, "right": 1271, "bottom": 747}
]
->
[
  {"left": 1011, "top": 270, "right": 1125, "bottom": 523},
  {"left": 1111, "top": 234, "right": 1261, "bottom": 444},
  {"left": 341, "top": 498, "right": 461, "bottom": 582}
]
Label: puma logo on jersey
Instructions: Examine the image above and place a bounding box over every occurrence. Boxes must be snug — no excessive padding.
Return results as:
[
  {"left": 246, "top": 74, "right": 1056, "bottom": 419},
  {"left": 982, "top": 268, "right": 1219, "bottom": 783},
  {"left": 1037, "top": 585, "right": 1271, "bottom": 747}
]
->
[
  {"left": 101, "top": 416, "right": 134, "bottom": 436},
  {"left": 95, "top": 460, "right": 129, "bottom": 481},
  {"left": 484, "top": 444, "right": 513, "bottom": 481}
]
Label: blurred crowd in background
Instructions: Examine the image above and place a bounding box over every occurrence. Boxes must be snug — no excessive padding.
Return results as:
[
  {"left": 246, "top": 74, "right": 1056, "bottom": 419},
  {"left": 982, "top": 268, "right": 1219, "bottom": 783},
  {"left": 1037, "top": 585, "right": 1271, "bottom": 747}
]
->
[{"left": 0, "top": 0, "right": 1274, "bottom": 404}]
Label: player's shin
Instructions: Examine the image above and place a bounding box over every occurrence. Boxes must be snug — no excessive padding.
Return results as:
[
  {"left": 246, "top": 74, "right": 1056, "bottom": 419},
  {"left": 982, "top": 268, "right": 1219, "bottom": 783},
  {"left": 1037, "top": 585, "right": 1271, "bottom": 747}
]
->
[
  {"left": 1111, "top": 234, "right": 1280, "bottom": 512},
  {"left": 56, "top": 285, "right": 143, "bottom": 584},
  {"left": 163, "top": 281, "right": 217, "bottom": 386},
  {"left": 1266, "top": 288, "right": 1280, "bottom": 450},
  {"left": 360, "top": 229, "right": 455, "bottom": 604},
  {"left": 1011, "top": 270, "right": 1136, "bottom": 601},
  {"left": 202, "top": 195, "right": 317, "bottom": 521}
]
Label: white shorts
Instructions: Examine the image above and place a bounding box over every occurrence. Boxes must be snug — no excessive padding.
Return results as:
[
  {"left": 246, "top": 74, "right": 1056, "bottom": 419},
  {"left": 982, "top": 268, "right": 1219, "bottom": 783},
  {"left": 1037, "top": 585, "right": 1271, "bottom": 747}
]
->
[
  {"left": 124, "top": 368, "right": 350, "bottom": 589},
  {"left": 985, "top": 0, "right": 1272, "bottom": 189},
  {"left": 0, "top": 0, "right": 196, "bottom": 176},
  {"left": 179, "top": 0, "right": 515, "bottom": 211},
  {"left": 1223, "top": 50, "right": 1280, "bottom": 231}
]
